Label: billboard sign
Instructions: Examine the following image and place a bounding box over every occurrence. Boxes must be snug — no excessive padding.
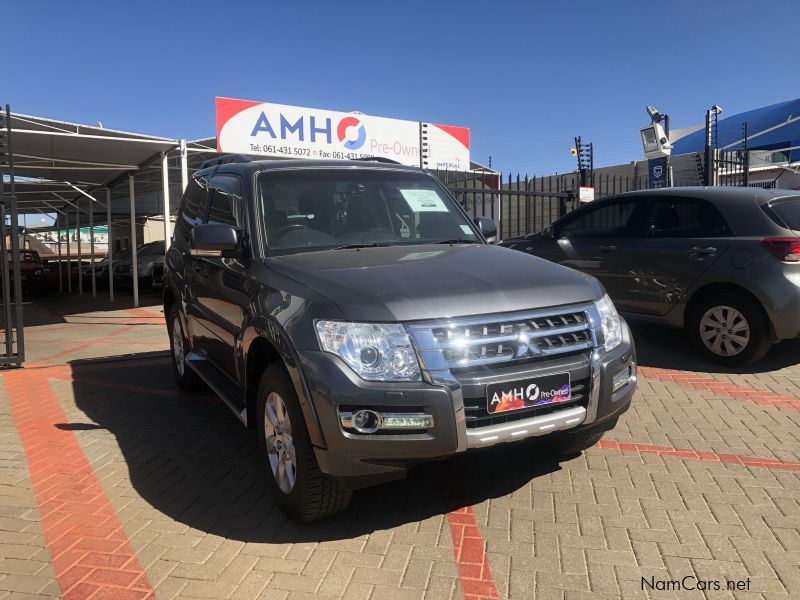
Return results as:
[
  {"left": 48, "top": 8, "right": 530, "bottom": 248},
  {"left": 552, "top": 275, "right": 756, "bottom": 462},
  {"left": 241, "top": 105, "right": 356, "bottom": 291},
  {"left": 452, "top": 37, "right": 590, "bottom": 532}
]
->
[{"left": 215, "top": 97, "right": 470, "bottom": 169}]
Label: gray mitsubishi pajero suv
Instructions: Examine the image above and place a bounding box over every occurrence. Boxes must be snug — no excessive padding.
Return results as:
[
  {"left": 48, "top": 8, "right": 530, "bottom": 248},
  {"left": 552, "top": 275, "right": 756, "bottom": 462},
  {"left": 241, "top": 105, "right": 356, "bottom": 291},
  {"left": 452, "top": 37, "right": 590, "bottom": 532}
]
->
[{"left": 164, "top": 157, "right": 637, "bottom": 521}]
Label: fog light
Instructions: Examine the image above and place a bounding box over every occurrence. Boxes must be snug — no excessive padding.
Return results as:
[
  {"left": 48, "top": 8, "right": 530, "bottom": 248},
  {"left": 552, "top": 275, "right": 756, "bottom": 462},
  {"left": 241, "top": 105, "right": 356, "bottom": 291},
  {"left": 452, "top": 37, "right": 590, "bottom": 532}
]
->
[
  {"left": 612, "top": 363, "right": 636, "bottom": 393},
  {"left": 340, "top": 410, "right": 434, "bottom": 433},
  {"left": 381, "top": 414, "right": 434, "bottom": 429},
  {"left": 351, "top": 410, "right": 381, "bottom": 434}
]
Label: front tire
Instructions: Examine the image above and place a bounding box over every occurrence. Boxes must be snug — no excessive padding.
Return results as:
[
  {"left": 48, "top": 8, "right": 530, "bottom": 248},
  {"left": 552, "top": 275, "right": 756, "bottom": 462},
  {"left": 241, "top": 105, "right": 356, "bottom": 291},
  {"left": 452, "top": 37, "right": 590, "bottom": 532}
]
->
[
  {"left": 257, "top": 363, "right": 351, "bottom": 522},
  {"left": 689, "top": 293, "right": 770, "bottom": 366},
  {"left": 168, "top": 305, "right": 203, "bottom": 391}
]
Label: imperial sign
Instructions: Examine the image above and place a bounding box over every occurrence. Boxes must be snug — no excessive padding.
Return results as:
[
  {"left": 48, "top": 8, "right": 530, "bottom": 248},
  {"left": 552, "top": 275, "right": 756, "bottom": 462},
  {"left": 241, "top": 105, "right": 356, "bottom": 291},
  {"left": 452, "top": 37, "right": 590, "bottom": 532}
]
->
[{"left": 215, "top": 97, "right": 470, "bottom": 170}]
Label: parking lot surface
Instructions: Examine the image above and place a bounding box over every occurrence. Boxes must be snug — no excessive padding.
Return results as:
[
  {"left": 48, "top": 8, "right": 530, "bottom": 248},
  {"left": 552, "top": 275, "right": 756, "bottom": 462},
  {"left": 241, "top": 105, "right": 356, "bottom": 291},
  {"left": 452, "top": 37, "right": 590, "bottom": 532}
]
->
[{"left": 1, "top": 294, "right": 799, "bottom": 599}]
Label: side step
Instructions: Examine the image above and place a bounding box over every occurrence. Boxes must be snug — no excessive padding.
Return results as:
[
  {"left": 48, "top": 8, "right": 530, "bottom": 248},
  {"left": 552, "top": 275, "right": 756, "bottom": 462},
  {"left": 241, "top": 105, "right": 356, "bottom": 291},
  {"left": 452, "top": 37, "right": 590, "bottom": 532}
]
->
[{"left": 186, "top": 352, "right": 248, "bottom": 425}]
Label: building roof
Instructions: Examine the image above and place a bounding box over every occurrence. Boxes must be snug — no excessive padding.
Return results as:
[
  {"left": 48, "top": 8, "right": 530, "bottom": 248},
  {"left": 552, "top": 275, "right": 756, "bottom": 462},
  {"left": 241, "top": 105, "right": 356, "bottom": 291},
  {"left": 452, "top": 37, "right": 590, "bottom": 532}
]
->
[
  {"left": 5, "top": 112, "right": 178, "bottom": 216},
  {"left": 671, "top": 98, "right": 800, "bottom": 161}
]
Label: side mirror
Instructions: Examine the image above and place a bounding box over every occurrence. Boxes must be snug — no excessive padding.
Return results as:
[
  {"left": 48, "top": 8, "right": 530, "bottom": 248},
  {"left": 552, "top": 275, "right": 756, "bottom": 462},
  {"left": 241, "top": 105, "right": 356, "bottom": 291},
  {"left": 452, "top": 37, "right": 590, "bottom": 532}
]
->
[
  {"left": 473, "top": 216, "right": 497, "bottom": 243},
  {"left": 190, "top": 223, "right": 240, "bottom": 257},
  {"left": 541, "top": 226, "right": 554, "bottom": 240}
]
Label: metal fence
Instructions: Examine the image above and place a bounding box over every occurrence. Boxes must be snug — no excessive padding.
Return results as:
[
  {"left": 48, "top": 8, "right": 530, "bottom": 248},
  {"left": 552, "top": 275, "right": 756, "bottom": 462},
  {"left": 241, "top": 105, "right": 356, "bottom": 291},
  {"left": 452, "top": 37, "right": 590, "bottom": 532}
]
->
[
  {"left": 434, "top": 149, "right": 762, "bottom": 241},
  {"left": 433, "top": 170, "right": 577, "bottom": 240}
]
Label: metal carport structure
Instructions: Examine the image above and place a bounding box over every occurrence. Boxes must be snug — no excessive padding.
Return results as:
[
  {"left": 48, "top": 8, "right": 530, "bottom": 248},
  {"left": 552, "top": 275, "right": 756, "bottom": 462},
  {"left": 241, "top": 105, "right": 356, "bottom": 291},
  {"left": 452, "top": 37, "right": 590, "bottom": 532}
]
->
[{"left": 4, "top": 109, "right": 190, "bottom": 308}]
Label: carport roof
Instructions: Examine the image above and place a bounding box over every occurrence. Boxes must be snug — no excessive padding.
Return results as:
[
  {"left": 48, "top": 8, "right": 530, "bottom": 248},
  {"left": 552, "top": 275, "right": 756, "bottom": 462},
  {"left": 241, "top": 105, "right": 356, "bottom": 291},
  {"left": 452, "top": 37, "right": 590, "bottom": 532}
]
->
[{"left": 6, "top": 112, "right": 178, "bottom": 214}]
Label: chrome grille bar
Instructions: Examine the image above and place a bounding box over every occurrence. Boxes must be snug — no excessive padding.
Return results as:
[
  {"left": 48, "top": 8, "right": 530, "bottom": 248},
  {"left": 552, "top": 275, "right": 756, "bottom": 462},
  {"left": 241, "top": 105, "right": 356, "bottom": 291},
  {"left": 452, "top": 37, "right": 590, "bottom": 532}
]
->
[{"left": 406, "top": 302, "right": 601, "bottom": 375}]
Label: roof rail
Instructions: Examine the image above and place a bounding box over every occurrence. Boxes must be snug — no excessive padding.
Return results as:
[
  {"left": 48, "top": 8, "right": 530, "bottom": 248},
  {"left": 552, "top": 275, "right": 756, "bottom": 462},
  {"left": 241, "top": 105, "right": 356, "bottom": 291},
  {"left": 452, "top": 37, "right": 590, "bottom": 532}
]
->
[
  {"left": 353, "top": 156, "right": 402, "bottom": 165},
  {"left": 198, "top": 154, "right": 254, "bottom": 170}
]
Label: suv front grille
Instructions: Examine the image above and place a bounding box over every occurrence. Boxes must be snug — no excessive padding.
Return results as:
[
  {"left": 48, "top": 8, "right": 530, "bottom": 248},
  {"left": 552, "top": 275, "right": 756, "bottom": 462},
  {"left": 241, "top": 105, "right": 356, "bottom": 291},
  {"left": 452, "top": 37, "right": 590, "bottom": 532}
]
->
[{"left": 408, "top": 306, "right": 596, "bottom": 371}]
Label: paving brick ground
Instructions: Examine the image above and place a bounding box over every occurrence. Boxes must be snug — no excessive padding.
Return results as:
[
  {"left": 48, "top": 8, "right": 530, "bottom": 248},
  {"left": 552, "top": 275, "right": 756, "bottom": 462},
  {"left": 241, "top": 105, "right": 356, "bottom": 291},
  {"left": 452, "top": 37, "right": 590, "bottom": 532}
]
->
[{"left": 1, "top": 293, "right": 799, "bottom": 599}]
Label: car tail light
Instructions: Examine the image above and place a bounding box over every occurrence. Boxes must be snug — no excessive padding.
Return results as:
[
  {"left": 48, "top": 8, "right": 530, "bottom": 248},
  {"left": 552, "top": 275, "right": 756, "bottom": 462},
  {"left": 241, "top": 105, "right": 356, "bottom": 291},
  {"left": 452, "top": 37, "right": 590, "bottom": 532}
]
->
[{"left": 762, "top": 238, "right": 800, "bottom": 262}]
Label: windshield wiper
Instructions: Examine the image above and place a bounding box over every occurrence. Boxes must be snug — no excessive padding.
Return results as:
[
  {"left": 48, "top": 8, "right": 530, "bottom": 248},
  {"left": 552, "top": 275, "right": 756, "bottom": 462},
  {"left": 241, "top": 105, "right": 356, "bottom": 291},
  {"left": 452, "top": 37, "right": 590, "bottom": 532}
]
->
[
  {"left": 434, "top": 239, "right": 481, "bottom": 245},
  {"left": 333, "top": 242, "right": 393, "bottom": 250}
]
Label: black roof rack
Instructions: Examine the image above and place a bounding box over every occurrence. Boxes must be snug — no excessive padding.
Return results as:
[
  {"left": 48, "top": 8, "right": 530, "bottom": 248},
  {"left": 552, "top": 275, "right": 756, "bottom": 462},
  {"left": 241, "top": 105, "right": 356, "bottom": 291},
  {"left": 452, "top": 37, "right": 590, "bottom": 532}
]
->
[{"left": 198, "top": 154, "right": 255, "bottom": 170}]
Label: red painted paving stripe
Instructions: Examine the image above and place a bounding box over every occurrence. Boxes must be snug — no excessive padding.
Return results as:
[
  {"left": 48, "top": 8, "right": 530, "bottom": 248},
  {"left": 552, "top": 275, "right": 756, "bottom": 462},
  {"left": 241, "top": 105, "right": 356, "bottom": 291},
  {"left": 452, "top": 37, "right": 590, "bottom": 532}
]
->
[
  {"left": 124, "top": 308, "right": 164, "bottom": 320},
  {"left": 28, "top": 338, "right": 163, "bottom": 346},
  {"left": 39, "top": 325, "right": 136, "bottom": 363},
  {"left": 447, "top": 506, "right": 499, "bottom": 600},
  {"left": 598, "top": 439, "right": 800, "bottom": 470},
  {"left": 639, "top": 365, "right": 800, "bottom": 412},
  {"left": 3, "top": 369, "right": 154, "bottom": 599},
  {"left": 23, "top": 355, "right": 171, "bottom": 373}
]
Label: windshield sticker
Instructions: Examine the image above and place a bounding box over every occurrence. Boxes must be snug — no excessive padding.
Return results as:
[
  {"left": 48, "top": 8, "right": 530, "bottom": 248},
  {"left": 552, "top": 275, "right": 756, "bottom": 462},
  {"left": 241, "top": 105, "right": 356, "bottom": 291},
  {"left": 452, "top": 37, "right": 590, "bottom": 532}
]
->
[
  {"left": 460, "top": 224, "right": 474, "bottom": 235},
  {"left": 399, "top": 189, "right": 448, "bottom": 212}
]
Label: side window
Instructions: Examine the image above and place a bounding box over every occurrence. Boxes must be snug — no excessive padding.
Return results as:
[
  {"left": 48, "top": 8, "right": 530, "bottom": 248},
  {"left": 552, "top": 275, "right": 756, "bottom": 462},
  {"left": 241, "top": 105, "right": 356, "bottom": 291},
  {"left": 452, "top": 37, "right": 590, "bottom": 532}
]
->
[
  {"left": 175, "top": 174, "right": 209, "bottom": 239},
  {"left": 559, "top": 200, "right": 637, "bottom": 238},
  {"left": 643, "top": 198, "right": 731, "bottom": 237},
  {"left": 206, "top": 175, "right": 242, "bottom": 227}
]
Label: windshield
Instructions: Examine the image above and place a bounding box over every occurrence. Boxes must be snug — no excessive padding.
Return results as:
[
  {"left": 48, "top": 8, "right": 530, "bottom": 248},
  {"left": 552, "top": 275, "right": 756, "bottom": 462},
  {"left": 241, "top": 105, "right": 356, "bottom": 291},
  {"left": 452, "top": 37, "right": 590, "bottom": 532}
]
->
[{"left": 258, "top": 169, "right": 480, "bottom": 254}]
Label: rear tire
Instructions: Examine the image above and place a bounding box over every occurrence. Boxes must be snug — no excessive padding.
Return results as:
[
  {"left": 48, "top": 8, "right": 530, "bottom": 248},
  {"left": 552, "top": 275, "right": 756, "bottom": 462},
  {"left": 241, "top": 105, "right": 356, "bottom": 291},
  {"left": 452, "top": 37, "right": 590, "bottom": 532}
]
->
[
  {"left": 168, "top": 305, "right": 203, "bottom": 391},
  {"left": 689, "top": 293, "right": 771, "bottom": 366},
  {"left": 257, "top": 363, "right": 351, "bottom": 522}
]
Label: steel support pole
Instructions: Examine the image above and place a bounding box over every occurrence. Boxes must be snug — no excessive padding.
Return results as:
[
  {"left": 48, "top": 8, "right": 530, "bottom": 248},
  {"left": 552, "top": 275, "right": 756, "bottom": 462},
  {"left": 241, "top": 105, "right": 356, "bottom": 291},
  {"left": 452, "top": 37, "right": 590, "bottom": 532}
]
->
[
  {"left": 107, "top": 188, "right": 113, "bottom": 302},
  {"left": 57, "top": 213, "right": 63, "bottom": 293},
  {"left": 161, "top": 150, "right": 171, "bottom": 244},
  {"left": 76, "top": 204, "right": 82, "bottom": 295},
  {"left": 179, "top": 139, "right": 188, "bottom": 193},
  {"left": 0, "top": 205, "right": 13, "bottom": 359},
  {"left": 129, "top": 174, "right": 139, "bottom": 308},
  {"left": 90, "top": 194, "right": 96, "bottom": 297},
  {"left": 66, "top": 212, "right": 71, "bottom": 293}
]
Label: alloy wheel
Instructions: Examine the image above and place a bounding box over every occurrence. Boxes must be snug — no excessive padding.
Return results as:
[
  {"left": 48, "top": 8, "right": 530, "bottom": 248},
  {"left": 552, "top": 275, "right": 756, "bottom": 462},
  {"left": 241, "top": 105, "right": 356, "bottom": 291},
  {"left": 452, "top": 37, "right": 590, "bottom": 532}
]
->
[
  {"left": 172, "top": 317, "right": 185, "bottom": 376},
  {"left": 263, "top": 391, "right": 297, "bottom": 494},
  {"left": 699, "top": 305, "right": 750, "bottom": 357}
]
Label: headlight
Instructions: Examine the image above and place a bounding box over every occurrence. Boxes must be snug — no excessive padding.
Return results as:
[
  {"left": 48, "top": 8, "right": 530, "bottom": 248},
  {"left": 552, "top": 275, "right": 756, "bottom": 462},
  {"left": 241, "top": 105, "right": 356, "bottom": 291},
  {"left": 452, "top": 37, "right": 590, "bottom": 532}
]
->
[
  {"left": 315, "top": 321, "right": 421, "bottom": 381},
  {"left": 595, "top": 294, "right": 622, "bottom": 351}
]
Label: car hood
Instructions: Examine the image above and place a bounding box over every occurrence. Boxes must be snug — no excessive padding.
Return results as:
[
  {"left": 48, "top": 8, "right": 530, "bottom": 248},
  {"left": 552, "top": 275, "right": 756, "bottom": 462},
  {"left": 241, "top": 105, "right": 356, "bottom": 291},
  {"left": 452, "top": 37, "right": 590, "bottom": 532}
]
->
[{"left": 266, "top": 244, "right": 604, "bottom": 322}]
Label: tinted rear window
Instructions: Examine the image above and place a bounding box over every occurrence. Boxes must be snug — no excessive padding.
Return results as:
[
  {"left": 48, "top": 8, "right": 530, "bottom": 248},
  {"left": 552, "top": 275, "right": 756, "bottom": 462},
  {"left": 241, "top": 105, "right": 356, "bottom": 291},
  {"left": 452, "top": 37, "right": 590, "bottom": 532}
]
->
[{"left": 767, "top": 197, "right": 800, "bottom": 230}]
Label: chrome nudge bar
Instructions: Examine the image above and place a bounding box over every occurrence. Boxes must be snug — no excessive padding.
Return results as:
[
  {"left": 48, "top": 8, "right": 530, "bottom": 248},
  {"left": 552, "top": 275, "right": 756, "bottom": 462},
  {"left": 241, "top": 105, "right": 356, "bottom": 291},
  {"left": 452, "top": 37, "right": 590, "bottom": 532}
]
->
[{"left": 405, "top": 302, "right": 603, "bottom": 385}]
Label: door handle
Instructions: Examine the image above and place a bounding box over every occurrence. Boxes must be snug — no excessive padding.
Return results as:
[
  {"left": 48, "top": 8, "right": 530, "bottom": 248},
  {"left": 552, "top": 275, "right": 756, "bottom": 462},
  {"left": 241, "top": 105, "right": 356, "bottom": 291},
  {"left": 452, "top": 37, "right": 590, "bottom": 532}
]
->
[
  {"left": 599, "top": 245, "right": 617, "bottom": 253},
  {"left": 689, "top": 246, "right": 717, "bottom": 255}
]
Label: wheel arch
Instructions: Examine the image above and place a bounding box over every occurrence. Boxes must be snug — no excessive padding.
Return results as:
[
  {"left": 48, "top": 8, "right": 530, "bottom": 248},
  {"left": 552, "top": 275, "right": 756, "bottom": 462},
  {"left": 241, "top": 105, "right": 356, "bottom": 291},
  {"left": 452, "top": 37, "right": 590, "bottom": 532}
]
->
[
  {"left": 684, "top": 282, "right": 775, "bottom": 340},
  {"left": 163, "top": 285, "right": 177, "bottom": 318},
  {"left": 242, "top": 323, "right": 326, "bottom": 448}
]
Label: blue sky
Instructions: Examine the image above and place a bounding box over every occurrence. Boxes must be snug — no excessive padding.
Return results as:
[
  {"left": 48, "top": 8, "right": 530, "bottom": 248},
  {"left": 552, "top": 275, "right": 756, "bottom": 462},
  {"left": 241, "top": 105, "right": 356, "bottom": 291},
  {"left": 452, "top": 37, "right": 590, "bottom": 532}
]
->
[{"left": 5, "top": 1, "right": 797, "bottom": 175}]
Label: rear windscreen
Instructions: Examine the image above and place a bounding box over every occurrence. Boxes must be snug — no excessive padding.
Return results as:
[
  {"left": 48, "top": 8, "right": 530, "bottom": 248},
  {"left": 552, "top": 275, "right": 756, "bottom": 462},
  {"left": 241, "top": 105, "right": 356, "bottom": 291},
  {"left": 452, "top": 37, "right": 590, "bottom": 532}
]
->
[{"left": 767, "top": 197, "right": 800, "bottom": 230}]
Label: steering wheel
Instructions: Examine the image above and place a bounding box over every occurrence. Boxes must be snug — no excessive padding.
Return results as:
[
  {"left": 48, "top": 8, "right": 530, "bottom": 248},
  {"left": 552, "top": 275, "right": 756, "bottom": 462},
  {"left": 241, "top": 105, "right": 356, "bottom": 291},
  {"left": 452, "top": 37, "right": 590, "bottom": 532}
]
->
[{"left": 272, "top": 223, "right": 313, "bottom": 238}]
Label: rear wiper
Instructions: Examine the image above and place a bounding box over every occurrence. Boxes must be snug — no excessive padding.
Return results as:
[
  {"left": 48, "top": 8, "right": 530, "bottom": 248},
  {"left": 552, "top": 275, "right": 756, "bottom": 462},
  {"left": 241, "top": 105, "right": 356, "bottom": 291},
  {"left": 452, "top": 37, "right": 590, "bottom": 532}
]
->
[
  {"left": 435, "top": 239, "right": 481, "bottom": 245},
  {"left": 333, "top": 242, "right": 392, "bottom": 250}
]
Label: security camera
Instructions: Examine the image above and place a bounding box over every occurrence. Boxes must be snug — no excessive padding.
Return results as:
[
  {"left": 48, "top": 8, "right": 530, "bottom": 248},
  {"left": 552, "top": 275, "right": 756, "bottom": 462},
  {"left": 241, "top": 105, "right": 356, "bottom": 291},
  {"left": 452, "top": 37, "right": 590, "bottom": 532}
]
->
[
  {"left": 710, "top": 105, "right": 723, "bottom": 115},
  {"left": 646, "top": 105, "right": 663, "bottom": 123},
  {"left": 640, "top": 123, "right": 671, "bottom": 159}
]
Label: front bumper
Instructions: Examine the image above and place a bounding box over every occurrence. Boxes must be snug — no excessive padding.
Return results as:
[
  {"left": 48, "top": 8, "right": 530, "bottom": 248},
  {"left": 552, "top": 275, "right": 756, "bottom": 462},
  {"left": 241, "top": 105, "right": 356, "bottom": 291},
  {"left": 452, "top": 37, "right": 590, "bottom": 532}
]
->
[{"left": 297, "top": 319, "right": 636, "bottom": 485}]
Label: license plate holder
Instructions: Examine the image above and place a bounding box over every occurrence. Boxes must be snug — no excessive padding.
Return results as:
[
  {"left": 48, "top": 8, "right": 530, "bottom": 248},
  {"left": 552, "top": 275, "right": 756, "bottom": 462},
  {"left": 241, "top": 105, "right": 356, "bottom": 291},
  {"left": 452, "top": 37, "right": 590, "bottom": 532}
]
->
[{"left": 486, "top": 372, "right": 572, "bottom": 414}]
